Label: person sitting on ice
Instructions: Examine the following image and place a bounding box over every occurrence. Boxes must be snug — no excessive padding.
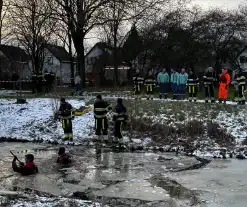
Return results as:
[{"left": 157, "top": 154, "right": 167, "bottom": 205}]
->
[
  {"left": 57, "top": 147, "right": 71, "bottom": 165},
  {"left": 12, "top": 154, "right": 38, "bottom": 176}
]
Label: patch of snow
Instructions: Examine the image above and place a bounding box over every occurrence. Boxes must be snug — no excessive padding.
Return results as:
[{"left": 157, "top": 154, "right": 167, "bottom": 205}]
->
[{"left": 0, "top": 98, "right": 94, "bottom": 144}]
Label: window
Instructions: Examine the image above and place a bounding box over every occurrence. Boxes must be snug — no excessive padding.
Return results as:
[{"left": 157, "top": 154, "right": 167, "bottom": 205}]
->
[
  {"left": 47, "top": 57, "right": 53, "bottom": 65},
  {"left": 87, "top": 57, "right": 97, "bottom": 65},
  {"left": 240, "top": 56, "right": 247, "bottom": 64}
]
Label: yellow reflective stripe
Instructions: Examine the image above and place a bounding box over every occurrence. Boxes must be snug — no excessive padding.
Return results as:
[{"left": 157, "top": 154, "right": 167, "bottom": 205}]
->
[
  {"left": 189, "top": 86, "right": 191, "bottom": 94},
  {"left": 94, "top": 108, "right": 107, "bottom": 112},
  {"left": 62, "top": 120, "right": 65, "bottom": 128},
  {"left": 95, "top": 119, "right": 98, "bottom": 129},
  {"left": 95, "top": 115, "right": 106, "bottom": 118},
  {"left": 193, "top": 86, "right": 195, "bottom": 94},
  {"left": 239, "top": 82, "right": 246, "bottom": 85},
  {"left": 150, "top": 86, "right": 153, "bottom": 92}
]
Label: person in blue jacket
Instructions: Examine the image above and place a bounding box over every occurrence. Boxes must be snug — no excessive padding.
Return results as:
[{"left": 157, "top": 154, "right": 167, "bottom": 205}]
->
[
  {"left": 178, "top": 68, "right": 188, "bottom": 100},
  {"left": 171, "top": 68, "right": 180, "bottom": 99},
  {"left": 157, "top": 68, "right": 170, "bottom": 99}
]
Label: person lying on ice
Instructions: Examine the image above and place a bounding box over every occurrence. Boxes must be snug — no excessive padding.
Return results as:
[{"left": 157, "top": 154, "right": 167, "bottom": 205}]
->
[
  {"left": 57, "top": 147, "right": 71, "bottom": 165},
  {"left": 12, "top": 154, "right": 38, "bottom": 176},
  {"left": 59, "top": 98, "right": 74, "bottom": 141},
  {"left": 113, "top": 98, "right": 128, "bottom": 149},
  {"left": 94, "top": 95, "right": 112, "bottom": 142}
]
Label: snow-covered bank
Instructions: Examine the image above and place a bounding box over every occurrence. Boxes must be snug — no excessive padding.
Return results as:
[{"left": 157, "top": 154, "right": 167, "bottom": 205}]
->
[{"left": 0, "top": 98, "right": 94, "bottom": 144}]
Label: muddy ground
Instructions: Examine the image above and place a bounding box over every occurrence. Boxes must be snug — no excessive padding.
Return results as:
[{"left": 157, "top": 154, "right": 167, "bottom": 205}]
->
[{"left": 0, "top": 142, "right": 245, "bottom": 207}]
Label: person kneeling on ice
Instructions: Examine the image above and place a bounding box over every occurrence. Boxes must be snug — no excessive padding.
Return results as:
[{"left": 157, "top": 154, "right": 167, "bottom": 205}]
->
[
  {"left": 94, "top": 95, "right": 112, "bottom": 142},
  {"left": 12, "top": 154, "right": 38, "bottom": 175},
  {"left": 113, "top": 98, "right": 128, "bottom": 149},
  {"left": 57, "top": 147, "right": 71, "bottom": 165},
  {"left": 59, "top": 98, "right": 74, "bottom": 141}
]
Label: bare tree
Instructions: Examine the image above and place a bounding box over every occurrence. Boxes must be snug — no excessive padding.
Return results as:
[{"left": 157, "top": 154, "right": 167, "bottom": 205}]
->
[
  {"left": 9, "top": 0, "right": 57, "bottom": 74},
  {"left": 51, "top": 0, "right": 113, "bottom": 88}
]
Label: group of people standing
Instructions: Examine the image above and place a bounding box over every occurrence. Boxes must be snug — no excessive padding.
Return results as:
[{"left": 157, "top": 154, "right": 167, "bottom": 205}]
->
[
  {"left": 133, "top": 67, "right": 246, "bottom": 105},
  {"left": 58, "top": 96, "right": 128, "bottom": 148}
]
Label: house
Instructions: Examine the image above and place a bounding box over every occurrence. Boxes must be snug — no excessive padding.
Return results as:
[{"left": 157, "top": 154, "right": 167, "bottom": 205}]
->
[
  {"left": 43, "top": 44, "right": 75, "bottom": 84},
  {"left": 85, "top": 42, "right": 131, "bottom": 85},
  {"left": 0, "top": 45, "right": 29, "bottom": 80}
]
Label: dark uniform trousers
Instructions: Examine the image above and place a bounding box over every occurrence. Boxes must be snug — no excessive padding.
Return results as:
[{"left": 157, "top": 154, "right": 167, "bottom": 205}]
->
[
  {"left": 95, "top": 116, "right": 108, "bottom": 136},
  {"left": 133, "top": 76, "right": 144, "bottom": 97},
  {"left": 237, "top": 76, "right": 246, "bottom": 105},
  {"left": 204, "top": 84, "right": 215, "bottom": 102},
  {"left": 114, "top": 116, "right": 127, "bottom": 144},
  {"left": 144, "top": 78, "right": 155, "bottom": 99},
  {"left": 62, "top": 118, "right": 73, "bottom": 140}
]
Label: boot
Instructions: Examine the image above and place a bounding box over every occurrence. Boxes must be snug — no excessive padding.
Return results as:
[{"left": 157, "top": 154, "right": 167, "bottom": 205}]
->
[
  {"left": 205, "top": 100, "right": 209, "bottom": 103},
  {"left": 172, "top": 95, "right": 176, "bottom": 100},
  {"left": 164, "top": 95, "right": 167, "bottom": 99},
  {"left": 219, "top": 99, "right": 222, "bottom": 103},
  {"left": 223, "top": 100, "right": 226, "bottom": 104},
  {"left": 211, "top": 100, "right": 215, "bottom": 104},
  {"left": 242, "top": 100, "right": 245, "bottom": 105},
  {"left": 159, "top": 94, "right": 162, "bottom": 99}
]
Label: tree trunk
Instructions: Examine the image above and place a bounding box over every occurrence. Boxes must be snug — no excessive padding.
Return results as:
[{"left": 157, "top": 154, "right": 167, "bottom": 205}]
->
[
  {"left": 113, "top": 21, "right": 118, "bottom": 86},
  {"left": 0, "top": 0, "right": 3, "bottom": 44},
  {"left": 68, "top": 31, "right": 74, "bottom": 87},
  {"left": 77, "top": 42, "right": 85, "bottom": 88}
]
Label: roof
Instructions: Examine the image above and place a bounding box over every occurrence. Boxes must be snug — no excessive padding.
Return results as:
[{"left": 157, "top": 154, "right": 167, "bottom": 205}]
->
[
  {"left": 0, "top": 45, "right": 28, "bottom": 62},
  {"left": 45, "top": 44, "right": 70, "bottom": 62},
  {"left": 86, "top": 42, "right": 112, "bottom": 57}
]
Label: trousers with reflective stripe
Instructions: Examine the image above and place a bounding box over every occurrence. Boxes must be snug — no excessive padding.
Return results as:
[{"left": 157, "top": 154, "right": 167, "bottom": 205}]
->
[
  {"left": 61, "top": 119, "right": 73, "bottom": 140},
  {"left": 95, "top": 117, "right": 108, "bottom": 136},
  {"left": 188, "top": 85, "right": 197, "bottom": 100}
]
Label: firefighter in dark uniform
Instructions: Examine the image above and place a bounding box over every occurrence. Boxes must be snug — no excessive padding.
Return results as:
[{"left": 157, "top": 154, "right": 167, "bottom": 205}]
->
[
  {"left": 187, "top": 70, "right": 199, "bottom": 102},
  {"left": 236, "top": 72, "right": 246, "bottom": 105},
  {"left": 12, "top": 154, "right": 38, "bottom": 176},
  {"left": 59, "top": 98, "right": 74, "bottom": 141},
  {"left": 94, "top": 95, "right": 111, "bottom": 142},
  {"left": 203, "top": 67, "right": 217, "bottom": 103},
  {"left": 144, "top": 70, "right": 156, "bottom": 100},
  {"left": 113, "top": 98, "right": 128, "bottom": 148},
  {"left": 133, "top": 69, "right": 144, "bottom": 98}
]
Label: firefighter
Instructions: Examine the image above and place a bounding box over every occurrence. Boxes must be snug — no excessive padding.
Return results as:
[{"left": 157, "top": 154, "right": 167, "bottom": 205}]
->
[
  {"left": 236, "top": 72, "right": 246, "bottom": 105},
  {"left": 218, "top": 68, "right": 231, "bottom": 104},
  {"left": 171, "top": 68, "right": 180, "bottom": 99},
  {"left": 113, "top": 98, "right": 128, "bottom": 148},
  {"left": 12, "top": 154, "right": 38, "bottom": 176},
  {"left": 133, "top": 69, "right": 144, "bottom": 98},
  {"left": 144, "top": 70, "right": 156, "bottom": 100},
  {"left": 57, "top": 147, "right": 71, "bottom": 165},
  {"left": 157, "top": 68, "right": 170, "bottom": 99},
  {"left": 203, "top": 67, "right": 216, "bottom": 103},
  {"left": 94, "top": 95, "right": 111, "bottom": 142},
  {"left": 178, "top": 68, "right": 188, "bottom": 100},
  {"left": 59, "top": 98, "right": 74, "bottom": 141},
  {"left": 187, "top": 70, "right": 199, "bottom": 102}
]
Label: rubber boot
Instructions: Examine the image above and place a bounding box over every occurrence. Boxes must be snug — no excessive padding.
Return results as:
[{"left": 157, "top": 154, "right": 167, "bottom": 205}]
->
[
  {"left": 211, "top": 100, "right": 215, "bottom": 104},
  {"left": 219, "top": 99, "right": 222, "bottom": 103},
  {"left": 164, "top": 95, "right": 167, "bottom": 99},
  {"left": 223, "top": 100, "right": 226, "bottom": 104},
  {"left": 159, "top": 94, "right": 162, "bottom": 99},
  {"left": 205, "top": 100, "right": 209, "bottom": 103}
]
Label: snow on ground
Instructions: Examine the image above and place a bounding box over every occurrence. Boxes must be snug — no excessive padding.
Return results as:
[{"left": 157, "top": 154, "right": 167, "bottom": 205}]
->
[
  {"left": 9, "top": 197, "right": 105, "bottom": 207},
  {"left": 0, "top": 98, "right": 94, "bottom": 144}
]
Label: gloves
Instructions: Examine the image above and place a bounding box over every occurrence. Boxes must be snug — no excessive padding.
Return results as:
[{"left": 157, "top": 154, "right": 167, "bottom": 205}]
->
[{"left": 13, "top": 156, "right": 17, "bottom": 162}]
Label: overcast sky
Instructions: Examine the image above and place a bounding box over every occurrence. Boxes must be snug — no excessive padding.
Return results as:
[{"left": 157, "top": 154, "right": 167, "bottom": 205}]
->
[{"left": 192, "top": 0, "right": 245, "bottom": 9}]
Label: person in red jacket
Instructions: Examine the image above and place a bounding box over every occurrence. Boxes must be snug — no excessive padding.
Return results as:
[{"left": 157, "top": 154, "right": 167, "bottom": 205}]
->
[
  {"left": 57, "top": 147, "right": 71, "bottom": 165},
  {"left": 218, "top": 68, "right": 231, "bottom": 103},
  {"left": 12, "top": 154, "right": 38, "bottom": 176}
]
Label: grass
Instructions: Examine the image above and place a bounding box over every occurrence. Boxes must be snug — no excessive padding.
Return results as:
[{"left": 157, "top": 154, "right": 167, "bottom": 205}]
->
[{"left": 86, "top": 98, "right": 240, "bottom": 148}]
